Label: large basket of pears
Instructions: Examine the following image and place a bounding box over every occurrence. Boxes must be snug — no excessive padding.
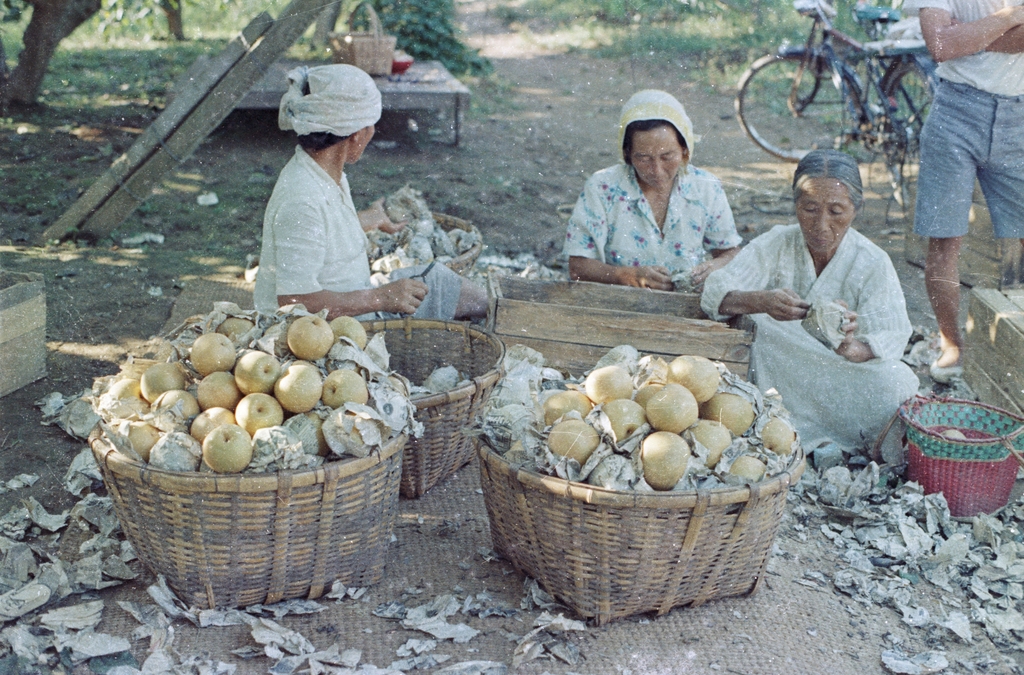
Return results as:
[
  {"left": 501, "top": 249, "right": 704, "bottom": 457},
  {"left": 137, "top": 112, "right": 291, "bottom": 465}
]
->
[
  {"left": 88, "top": 304, "right": 418, "bottom": 609},
  {"left": 476, "top": 346, "right": 805, "bottom": 625},
  {"left": 362, "top": 318, "right": 505, "bottom": 498}
]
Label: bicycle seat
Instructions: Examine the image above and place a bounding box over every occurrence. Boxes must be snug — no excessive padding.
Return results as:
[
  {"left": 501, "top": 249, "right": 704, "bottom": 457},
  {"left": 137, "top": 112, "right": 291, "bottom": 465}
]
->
[{"left": 855, "top": 5, "right": 901, "bottom": 23}]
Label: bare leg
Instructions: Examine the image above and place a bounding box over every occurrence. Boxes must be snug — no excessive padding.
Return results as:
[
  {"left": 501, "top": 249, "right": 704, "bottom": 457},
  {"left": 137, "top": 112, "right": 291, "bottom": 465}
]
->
[
  {"left": 454, "top": 281, "right": 488, "bottom": 320},
  {"left": 925, "top": 236, "right": 963, "bottom": 368}
]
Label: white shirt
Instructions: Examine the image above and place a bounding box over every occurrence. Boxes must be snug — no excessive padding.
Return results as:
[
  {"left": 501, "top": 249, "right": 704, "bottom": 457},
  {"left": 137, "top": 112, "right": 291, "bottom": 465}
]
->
[
  {"left": 562, "top": 163, "right": 741, "bottom": 274},
  {"left": 701, "top": 224, "right": 912, "bottom": 361},
  {"left": 700, "top": 224, "right": 918, "bottom": 450},
  {"left": 904, "top": 0, "right": 1024, "bottom": 96},
  {"left": 254, "top": 147, "right": 372, "bottom": 314}
]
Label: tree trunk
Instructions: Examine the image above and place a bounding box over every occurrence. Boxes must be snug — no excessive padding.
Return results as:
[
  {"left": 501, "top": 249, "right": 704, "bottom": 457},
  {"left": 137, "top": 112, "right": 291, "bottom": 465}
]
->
[
  {"left": 0, "top": 36, "right": 9, "bottom": 112},
  {"left": 312, "top": 1, "right": 342, "bottom": 48},
  {"left": 3, "top": 0, "right": 102, "bottom": 107},
  {"left": 160, "top": 0, "right": 185, "bottom": 40}
]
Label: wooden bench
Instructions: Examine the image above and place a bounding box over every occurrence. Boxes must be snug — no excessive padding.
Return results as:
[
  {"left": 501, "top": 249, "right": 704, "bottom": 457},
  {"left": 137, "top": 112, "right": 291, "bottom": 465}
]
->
[
  {"left": 486, "top": 276, "right": 752, "bottom": 377},
  {"left": 227, "top": 59, "right": 470, "bottom": 145}
]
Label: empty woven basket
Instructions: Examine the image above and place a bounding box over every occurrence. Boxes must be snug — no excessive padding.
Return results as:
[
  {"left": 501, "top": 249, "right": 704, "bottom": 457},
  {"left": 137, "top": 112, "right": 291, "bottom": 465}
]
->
[
  {"left": 91, "top": 430, "right": 406, "bottom": 609},
  {"left": 364, "top": 318, "right": 505, "bottom": 498},
  {"left": 900, "top": 396, "right": 1024, "bottom": 517},
  {"left": 478, "top": 441, "right": 805, "bottom": 625}
]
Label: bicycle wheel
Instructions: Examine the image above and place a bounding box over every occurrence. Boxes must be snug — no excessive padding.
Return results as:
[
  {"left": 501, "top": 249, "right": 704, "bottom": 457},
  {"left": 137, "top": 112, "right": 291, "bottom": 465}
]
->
[
  {"left": 880, "top": 58, "right": 934, "bottom": 215},
  {"left": 736, "top": 52, "right": 851, "bottom": 162}
]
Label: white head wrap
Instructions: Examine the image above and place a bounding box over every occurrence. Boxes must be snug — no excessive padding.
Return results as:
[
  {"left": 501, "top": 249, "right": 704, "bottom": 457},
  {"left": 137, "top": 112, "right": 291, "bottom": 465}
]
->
[
  {"left": 617, "top": 90, "right": 698, "bottom": 159},
  {"left": 278, "top": 64, "right": 382, "bottom": 137}
]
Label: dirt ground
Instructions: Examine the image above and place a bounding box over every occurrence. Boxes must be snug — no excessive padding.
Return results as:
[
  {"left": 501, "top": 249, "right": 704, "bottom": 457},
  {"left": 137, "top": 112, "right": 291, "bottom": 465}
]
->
[{"left": 0, "top": 1, "right": 1013, "bottom": 672}]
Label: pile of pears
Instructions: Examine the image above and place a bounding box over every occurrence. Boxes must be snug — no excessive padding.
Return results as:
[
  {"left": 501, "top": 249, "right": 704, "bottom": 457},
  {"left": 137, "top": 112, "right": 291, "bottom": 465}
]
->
[
  {"left": 543, "top": 355, "right": 796, "bottom": 491},
  {"left": 108, "top": 314, "right": 375, "bottom": 474}
]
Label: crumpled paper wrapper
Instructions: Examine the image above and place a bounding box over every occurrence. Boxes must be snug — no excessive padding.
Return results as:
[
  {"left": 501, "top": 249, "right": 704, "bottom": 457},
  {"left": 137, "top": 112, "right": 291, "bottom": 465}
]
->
[{"left": 802, "top": 301, "right": 847, "bottom": 350}]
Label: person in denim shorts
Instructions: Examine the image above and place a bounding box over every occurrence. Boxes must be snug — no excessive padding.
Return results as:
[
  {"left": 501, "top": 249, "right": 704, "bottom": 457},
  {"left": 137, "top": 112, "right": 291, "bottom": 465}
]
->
[{"left": 904, "top": 0, "right": 1024, "bottom": 382}]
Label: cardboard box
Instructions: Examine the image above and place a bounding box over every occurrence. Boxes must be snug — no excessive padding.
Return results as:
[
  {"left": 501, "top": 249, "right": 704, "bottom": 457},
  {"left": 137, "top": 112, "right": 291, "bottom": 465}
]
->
[
  {"left": 486, "top": 276, "right": 752, "bottom": 377},
  {"left": 0, "top": 272, "right": 47, "bottom": 397}
]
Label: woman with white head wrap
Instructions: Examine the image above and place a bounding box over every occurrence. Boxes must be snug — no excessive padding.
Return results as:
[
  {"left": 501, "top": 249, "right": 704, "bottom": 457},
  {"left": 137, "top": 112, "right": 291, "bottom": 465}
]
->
[
  {"left": 254, "top": 64, "right": 486, "bottom": 320},
  {"left": 563, "top": 90, "right": 742, "bottom": 292}
]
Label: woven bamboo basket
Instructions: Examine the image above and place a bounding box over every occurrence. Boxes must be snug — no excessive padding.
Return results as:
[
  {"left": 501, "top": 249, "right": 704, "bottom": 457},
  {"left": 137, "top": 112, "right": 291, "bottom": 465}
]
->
[
  {"left": 900, "top": 396, "right": 1024, "bottom": 517},
  {"left": 329, "top": 2, "right": 397, "bottom": 76},
  {"left": 364, "top": 318, "right": 505, "bottom": 498},
  {"left": 434, "top": 213, "right": 483, "bottom": 276},
  {"left": 90, "top": 430, "right": 406, "bottom": 609},
  {"left": 477, "top": 442, "right": 805, "bottom": 625}
]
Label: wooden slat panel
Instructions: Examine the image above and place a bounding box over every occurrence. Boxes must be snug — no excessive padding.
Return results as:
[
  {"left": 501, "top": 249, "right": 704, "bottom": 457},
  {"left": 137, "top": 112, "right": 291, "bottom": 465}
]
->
[
  {"left": 496, "top": 276, "right": 705, "bottom": 318},
  {"left": 0, "top": 296, "right": 46, "bottom": 343},
  {"left": 76, "top": 0, "right": 335, "bottom": 239},
  {"left": 0, "top": 273, "right": 44, "bottom": 312},
  {"left": 964, "top": 359, "right": 1024, "bottom": 416},
  {"left": 41, "top": 12, "right": 275, "bottom": 243},
  {"left": 492, "top": 298, "right": 750, "bottom": 360},
  {"left": 964, "top": 288, "right": 1024, "bottom": 412},
  {"left": 0, "top": 327, "right": 46, "bottom": 398},
  {"left": 499, "top": 334, "right": 749, "bottom": 380}
]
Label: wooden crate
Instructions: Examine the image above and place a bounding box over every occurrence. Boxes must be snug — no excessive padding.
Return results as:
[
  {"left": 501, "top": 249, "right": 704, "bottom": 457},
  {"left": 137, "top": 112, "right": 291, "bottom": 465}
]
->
[
  {"left": 0, "top": 272, "right": 46, "bottom": 397},
  {"left": 964, "top": 288, "right": 1024, "bottom": 416},
  {"left": 486, "top": 276, "right": 751, "bottom": 377}
]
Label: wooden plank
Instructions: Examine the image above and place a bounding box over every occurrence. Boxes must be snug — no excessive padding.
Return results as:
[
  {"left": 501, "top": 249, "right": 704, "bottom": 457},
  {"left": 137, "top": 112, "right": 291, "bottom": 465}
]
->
[
  {"left": 0, "top": 273, "right": 44, "bottom": 311},
  {"left": 491, "top": 298, "right": 750, "bottom": 361},
  {"left": 963, "top": 359, "right": 1024, "bottom": 416},
  {"left": 0, "top": 296, "right": 46, "bottom": 343},
  {"left": 964, "top": 288, "right": 1024, "bottom": 412},
  {"left": 77, "top": 0, "right": 336, "bottom": 239},
  {"left": 496, "top": 276, "right": 705, "bottom": 319},
  {"left": 0, "top": 327, "right": 46, "bottom": 398},
  {"left": 500, "top": 334, "right": 749, "bottom": 379},
  {"left": 41, "top": 12, "right": 275, "bottom": 243}
]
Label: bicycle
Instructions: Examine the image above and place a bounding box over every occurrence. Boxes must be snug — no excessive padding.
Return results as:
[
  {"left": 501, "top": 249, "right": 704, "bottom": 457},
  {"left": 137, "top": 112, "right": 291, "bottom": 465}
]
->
[{"left": 735, "top": 0, "right": 936, "bottom": 205}]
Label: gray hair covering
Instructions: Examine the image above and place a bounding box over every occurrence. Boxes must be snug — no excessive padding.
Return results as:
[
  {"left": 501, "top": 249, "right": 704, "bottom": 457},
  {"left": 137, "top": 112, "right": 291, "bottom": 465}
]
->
[
  {"left": 279, "top": 64, "right": 382, "bottom": 137},
  {"left": 792, "top": 149, "right": 863, "bottom": 209}
]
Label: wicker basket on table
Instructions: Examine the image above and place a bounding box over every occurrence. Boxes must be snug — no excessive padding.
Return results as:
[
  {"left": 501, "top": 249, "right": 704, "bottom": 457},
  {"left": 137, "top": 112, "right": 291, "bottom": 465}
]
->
[
  {"left": 328, "top": 2, "right": 397, "bottom": 76},
  {"left": 477, "top": 441, "right": 805, "bottom": 625},
  {"left": 433, "top": 213, "right": 483, "bottom": 276},
  {"left": 363, "top": 318, "right": 504, "bottom": 498},
  {"left": 90, "top": 430, "right": 406, "bottom": 609},
  {"left": 900, "top": 396, "right": 1024, "bottom": 517}
]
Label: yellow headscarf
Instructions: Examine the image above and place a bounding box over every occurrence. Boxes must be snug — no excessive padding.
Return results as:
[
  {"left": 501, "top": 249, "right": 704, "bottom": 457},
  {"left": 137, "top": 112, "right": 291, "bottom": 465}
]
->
[{"left": 617, "top": 90, "right": 696, "bottom": 160}]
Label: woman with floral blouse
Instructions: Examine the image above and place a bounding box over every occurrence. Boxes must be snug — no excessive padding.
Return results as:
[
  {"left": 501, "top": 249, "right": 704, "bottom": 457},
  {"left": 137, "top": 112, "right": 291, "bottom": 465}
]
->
[{"left": 563, "top": 90, "right": 742, "bottom": 292}]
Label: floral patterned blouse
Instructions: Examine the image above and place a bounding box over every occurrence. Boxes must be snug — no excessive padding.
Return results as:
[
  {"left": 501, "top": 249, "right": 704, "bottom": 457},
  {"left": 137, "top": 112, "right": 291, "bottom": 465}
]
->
[{"left": 563, "top": 163, "right": 741, "bottom": 273}]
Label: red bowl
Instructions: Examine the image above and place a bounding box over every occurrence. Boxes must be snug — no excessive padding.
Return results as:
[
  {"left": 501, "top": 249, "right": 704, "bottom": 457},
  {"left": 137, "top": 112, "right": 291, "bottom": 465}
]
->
[{"left": 391, "top": 59, "right": 413, "bottom": 75}]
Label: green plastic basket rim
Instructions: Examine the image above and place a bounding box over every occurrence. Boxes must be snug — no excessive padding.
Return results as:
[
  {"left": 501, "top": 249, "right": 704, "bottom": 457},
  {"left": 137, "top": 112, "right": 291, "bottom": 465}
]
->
[{"left": 898, "top": 395, "right": 1024, "bottom": 461}]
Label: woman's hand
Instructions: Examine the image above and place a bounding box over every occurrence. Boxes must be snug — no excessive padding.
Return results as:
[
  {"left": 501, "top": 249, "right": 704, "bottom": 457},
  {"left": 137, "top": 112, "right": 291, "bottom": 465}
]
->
[
  {"left": 358, "top": 198, "right": 407, "bottom": 234},
  {"left": 618, "top": 265, "right": 674, "bottom": 291},
  {"left": 833, "top": 301, "right": 875, "bottom": 362},
  {"left": 717, "top": 288, "right": 809, "bottom": 320},
  {"left": 762, "top": 289, "right": 811, "bottom": 321},
  {"left": 568, "top": 257, "right": 674, "bottom": 290},
  {"left": 690, "top": 246, "right": 740, "bottom": 289},
  {"left": 374, "top": 278, "right": 427, "bottom": 314}
]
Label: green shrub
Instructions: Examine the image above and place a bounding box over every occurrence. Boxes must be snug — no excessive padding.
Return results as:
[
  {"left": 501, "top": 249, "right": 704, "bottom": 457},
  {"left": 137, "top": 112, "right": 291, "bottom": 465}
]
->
[{"left": 356, "top": 0, "right": 491, "bottom": 76}]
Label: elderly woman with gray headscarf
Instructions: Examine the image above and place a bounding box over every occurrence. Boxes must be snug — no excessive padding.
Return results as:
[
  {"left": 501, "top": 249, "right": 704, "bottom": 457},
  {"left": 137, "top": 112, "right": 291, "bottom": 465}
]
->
[
  {"left": 253, "top": 64, "right": 487, "bottom": 320},
  {"left": 701, "top": 150, "right": 919, "bottom": 453},
  {"left": 564, "top": 90, "right": 742, "bottom": 292}
]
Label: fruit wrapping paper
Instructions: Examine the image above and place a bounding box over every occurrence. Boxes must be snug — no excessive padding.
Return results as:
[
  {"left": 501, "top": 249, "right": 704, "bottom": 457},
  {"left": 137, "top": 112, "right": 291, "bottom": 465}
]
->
[
  {"left": 367, "top": 185, "right": 482, "bottom": 273},
  {"left": 473, "top": 343, "right": 802, "bottom": 492},
  {"left": 87, "top": 302, "right": 422, "bottom": 473}
]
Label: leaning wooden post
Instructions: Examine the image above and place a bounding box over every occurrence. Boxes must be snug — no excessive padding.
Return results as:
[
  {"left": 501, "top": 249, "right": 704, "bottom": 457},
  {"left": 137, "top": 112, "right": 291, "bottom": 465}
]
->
[{"left": 42, "top": 0, "right": 339, "bottom": 243}]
